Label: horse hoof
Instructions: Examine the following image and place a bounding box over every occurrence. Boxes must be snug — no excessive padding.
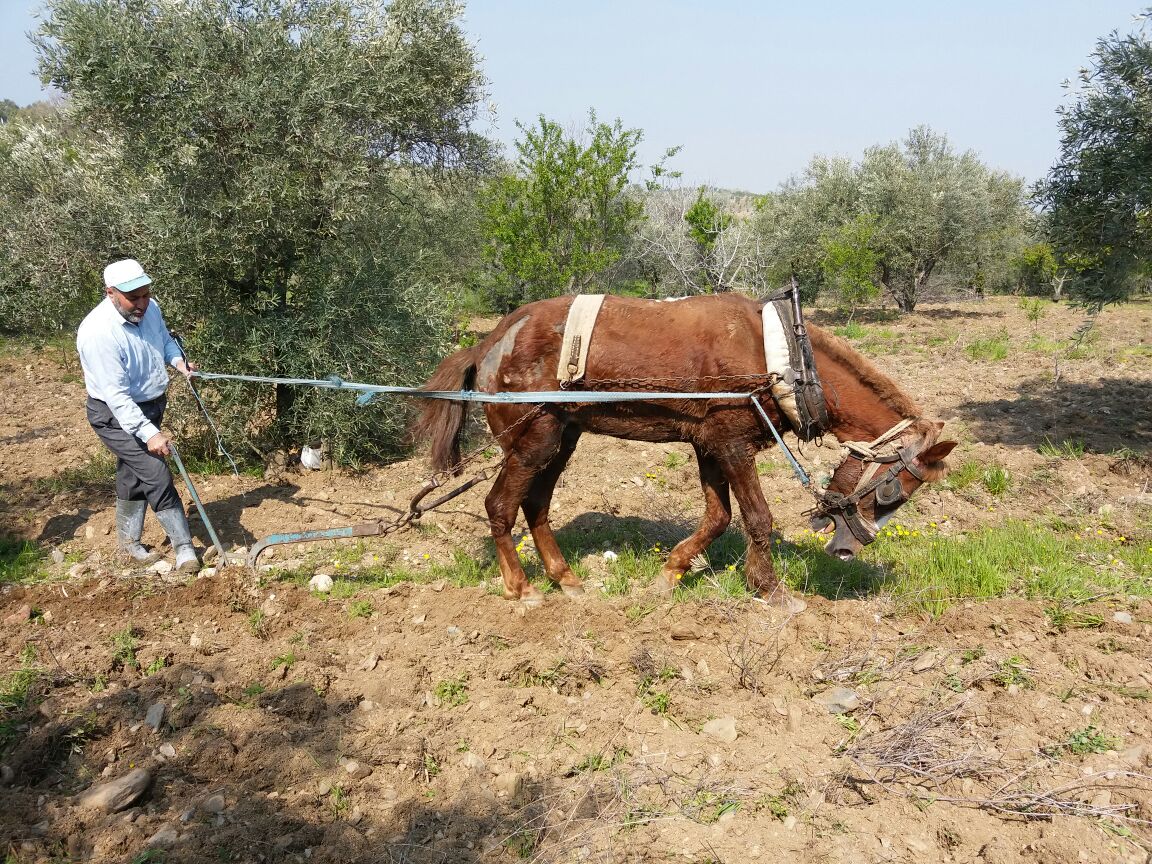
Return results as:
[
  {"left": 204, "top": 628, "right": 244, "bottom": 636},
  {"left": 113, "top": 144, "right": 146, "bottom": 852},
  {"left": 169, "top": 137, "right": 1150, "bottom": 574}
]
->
[
  {"left": 520, "top": 587, "right": 546, "bottom": 608},
  {"left": 560, "top": 583, "right": 585, "bottom": 598},
  {"left": 652, "top": 570, "right": 679, "bottom": 596}
]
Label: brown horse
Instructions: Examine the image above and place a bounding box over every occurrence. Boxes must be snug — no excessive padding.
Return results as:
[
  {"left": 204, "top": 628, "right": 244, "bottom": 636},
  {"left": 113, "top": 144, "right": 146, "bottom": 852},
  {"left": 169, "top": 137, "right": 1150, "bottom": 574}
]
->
[{"left": 413, "top": 293, "right": 955, "bottom": 607}]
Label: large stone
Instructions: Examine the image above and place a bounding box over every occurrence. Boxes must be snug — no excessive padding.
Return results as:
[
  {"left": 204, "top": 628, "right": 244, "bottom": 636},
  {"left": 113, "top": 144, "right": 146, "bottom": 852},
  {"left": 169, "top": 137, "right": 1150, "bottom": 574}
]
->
[
  {"left": 144, "top": 703, "right": 166, "bottom": 732},
  {"left": 701, "top": 716, "right": 738, "bottom": 743},
  {"left": 493, "top": 772, "right": 524, "bottom": 800},
  {"left": 309, "top": 573, "right": 334, "bottom": 593},
  {"left": 76, "top": 768, "right": 152, "bottom": 812},
  {"left": 812, "top": 687, "right": 860, "bottom": 714}
]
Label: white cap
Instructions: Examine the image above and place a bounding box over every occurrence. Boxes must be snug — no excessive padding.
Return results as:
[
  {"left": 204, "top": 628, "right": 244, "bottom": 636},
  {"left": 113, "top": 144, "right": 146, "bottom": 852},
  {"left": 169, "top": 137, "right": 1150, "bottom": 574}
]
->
[{"left": 103, "top": 258, "right": 152, "bottom": 293}]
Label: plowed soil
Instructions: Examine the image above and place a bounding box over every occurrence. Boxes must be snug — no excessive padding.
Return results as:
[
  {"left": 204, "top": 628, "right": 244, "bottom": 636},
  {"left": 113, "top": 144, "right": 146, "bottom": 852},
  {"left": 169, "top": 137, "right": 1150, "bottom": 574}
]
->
[{"left": 2, "top": 297, "right": 1151, "bottom": 864}]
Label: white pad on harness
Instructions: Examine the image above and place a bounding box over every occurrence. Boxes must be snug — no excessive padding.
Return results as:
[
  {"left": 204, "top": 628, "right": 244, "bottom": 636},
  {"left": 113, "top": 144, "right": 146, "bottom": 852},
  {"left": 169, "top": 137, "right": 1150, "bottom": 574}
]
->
[
  {"left": 557, "top": 294, "right": 606, "bottom": 386},
  {"left": 762, "top": 302, "right": 805, "bottom": 433}
]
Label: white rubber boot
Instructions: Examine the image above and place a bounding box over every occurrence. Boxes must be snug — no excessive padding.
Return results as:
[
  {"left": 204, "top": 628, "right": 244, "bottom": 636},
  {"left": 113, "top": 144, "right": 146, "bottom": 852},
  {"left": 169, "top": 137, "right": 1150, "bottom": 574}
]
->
[
  {"left": 155, "top": 507, "right": 201, "bottom": 575},
  {"left": 115, "top": 499, "right": 161, "bottom": 565}
]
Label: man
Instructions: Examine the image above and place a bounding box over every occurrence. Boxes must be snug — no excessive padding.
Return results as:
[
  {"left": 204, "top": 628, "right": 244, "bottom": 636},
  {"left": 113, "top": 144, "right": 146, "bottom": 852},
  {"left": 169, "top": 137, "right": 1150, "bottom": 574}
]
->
[{"left": 76, "top": 258, "right": 201, "bottom": 574}]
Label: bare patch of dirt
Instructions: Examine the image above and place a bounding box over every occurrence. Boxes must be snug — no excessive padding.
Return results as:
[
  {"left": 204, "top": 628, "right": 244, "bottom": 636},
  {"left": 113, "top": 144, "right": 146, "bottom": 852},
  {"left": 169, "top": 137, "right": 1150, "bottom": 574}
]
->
[{"left": 2, "top": 298, "right": 1151, "bottom": 863}]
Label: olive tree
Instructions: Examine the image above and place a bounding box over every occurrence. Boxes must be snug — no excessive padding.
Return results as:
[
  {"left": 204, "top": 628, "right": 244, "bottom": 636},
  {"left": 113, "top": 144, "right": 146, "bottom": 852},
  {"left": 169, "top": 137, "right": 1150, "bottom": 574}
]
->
[
  {"left": 1035, "top": 11, "right": 1152, "bottom": 307},
  {"left": 756, "top": 127, "right": 1028, "bottom": 312},
  {"left": 4, "top": 0, "right": 490, "bottom": 462}
]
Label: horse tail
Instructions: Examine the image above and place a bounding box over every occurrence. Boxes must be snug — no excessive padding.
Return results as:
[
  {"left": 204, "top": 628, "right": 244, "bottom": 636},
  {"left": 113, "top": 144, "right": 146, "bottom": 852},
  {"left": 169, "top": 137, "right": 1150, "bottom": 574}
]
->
[{"left": 411, "top": 346, "right": 479, "bottom": 474}]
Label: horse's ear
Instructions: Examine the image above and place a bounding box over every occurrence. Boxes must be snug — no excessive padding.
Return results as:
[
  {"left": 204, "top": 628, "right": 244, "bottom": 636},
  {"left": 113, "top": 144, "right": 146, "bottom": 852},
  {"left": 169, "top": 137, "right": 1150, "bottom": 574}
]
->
[{"left": 918, "top": 440, "right": 957, "bottom": 481}]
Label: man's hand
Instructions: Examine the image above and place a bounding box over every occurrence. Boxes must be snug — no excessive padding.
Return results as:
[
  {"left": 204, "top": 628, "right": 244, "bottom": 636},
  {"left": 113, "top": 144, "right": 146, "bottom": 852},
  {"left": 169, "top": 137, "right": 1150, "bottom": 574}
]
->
[
  {"left": 146, "top": 432, "right": 172, "bottom": 457},
  {"left": 173, "top": 359, "right": 199, "bottom": 381}
]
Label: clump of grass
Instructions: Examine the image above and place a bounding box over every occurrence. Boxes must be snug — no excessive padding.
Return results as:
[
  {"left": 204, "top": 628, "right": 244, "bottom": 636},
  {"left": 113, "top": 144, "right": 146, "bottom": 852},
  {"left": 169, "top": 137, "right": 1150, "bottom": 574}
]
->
[
  {"left": 1038, "top": 437, "right": 1086, "bottom": 459},
  {"left": 850, "top": 520, "right": 1152, "bottom": 616},
  {"left": 33, "top": 451, "right": 116, "bottom": 494},
  {"left": 0, "top": 537, "right": 47, "bottom": 585},
  {"left": 964, "top": 331, "right": 1010, "bottom": 362},
  {"left": 993, "top": 655, "right": 1032, "bottom": 689},
  {"left": 662, "top": 451, "right": 689, "bottom": 470},
  {"left": 347, "top": 600, "right": 374, "bottom": 619},
  {"left": 834, "top": 321, "right": 868, "bottom": 340},
  {"left": 1, "top": 648, "right": 41, "bottom": 751},
  {"left": 110, "top": 627, "right": 140, "bottom": 671},
  {"left": 247, "top": 609, "right": 269, "bottom": 639},
  {"left": 434, "top": 676, "right": 469, "bottom": 707},
  {"left": 1019, "top": 297, "right": 1047, "bottom": 322},
  {"left": 570, "top": 747, "right": 630, "bottom": 774},
  {"left": 943, "top": 459, "right": 983, "bottom": 492},
  {"left": 271, "top": 653, "right": 296, "bottom": 671},
  {"left": 1043, "top": 725, "right": 1118, "bottom": 757},
  {"left": 1045, "top": 604, "right": 1105, "bottom": 633},
  {"left": 981, "top": 465, "right": 1012, "bottom": 496}
]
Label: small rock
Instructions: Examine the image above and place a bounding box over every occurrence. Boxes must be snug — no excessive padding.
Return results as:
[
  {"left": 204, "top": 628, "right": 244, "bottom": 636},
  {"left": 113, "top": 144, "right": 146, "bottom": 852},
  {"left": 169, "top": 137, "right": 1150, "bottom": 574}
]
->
[
  {"left": 493, "top": 772, "right": 524, "bottom": 799},
  {"left": 68, "top": 563, "right": 89, "bottom": 579},
  {"left": 146, "top": 824, "right": 180, "bottom": 846},
  {"left": 149, "top": 559, "right": 173, "bottom": 575},
  {"left": 1113, "top": 611, "right": 1133, "bottom": 626},
  {"left": 202, "top": 546, "right": 219, "bottom": 564},
  {"left": 701, "top": 716, "right": 738, "bottom": 743},
  {"left": 786, "top": 704, "right": 803, "bottom": 733},
  {"left": 670, "top": 623, "right": 700, "bottom": 641},
  {"left": 201, "top": 793, "right": 226, "bottom": 813},
  {"left": 430, "top": 579, "right": 446, "bottom": 592},
  {"left": 144, "top": 703, "right": 166, "bottom": 732},
  {"left": 359, "top": 653, "right": 379, "bottom": 671},
  {"left": 912, "top": 650, "right": 939, "bottom": 673},
  {"left": 782, "top": 815, "right": 797, "bottom": 831},
  {"left": 317, "top": 779, "right": 332, "bottom": 796},
  {"left": 343, "top": 760, "right": 372, "bottom": 780},
  {"left": 84, "top": 526, "right": 95, "bottom": 540},
  {"left": 309, "top": 573, "right": 334, "bottom": 593},
  {"left": 51, "top": 548, "right": 66, "bottom": 565},
  {"left": 158, "top": 743, "right": 176, "bottom": 759},
  {"left": 602, "top": 551, "right": 618, "bottom": 562},
  {"left": 3, "top": 605, "right": 31, "bottom": 627},
  {"left": 460, "top": 752, "right": 487, "bottom": 772},
  {"left": 0, "top": 764, "right": 14, "bottom": 786},
  {"left": 199, "top": 567, "right": 217, "bottom": 577},
  {"left": 906, "top": 836, "right": 931, "bottom": 854},
  {"left": 76, "top": 768, "right": 152, "bottom": 812},
  {"left": 348, "top": 806, "right": 364, "bottom": 825},
  {"left": 358, "top": 700, "right": 379, "bottom": 712},
  {"left": 696, "top": 659, "right": 711, "bottom": 676},
  {"left": 189, "top": 631, "right": 203, "bottom": 649},
  {"left": 812, "top": 687, "right": 860, "bottom": 714},
  {"left": 1007, "top": 683, "right": 1020, "bottom": 696},
  {"left": 412, "top": 614, "right": 426, "bottom": 625}
]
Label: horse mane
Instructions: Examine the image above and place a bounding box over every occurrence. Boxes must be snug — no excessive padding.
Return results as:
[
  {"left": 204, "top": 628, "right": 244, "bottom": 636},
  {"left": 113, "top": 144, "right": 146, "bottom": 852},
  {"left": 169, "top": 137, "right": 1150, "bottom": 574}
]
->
[{"left": 808, "top": 325, "right": 925, "bottom": 420}]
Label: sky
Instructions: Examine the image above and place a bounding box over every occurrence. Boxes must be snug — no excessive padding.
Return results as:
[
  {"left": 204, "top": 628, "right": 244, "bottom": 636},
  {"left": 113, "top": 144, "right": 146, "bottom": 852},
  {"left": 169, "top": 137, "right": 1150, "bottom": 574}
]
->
[{"left": 1, "top": 1, "right": 1144, "bottom": 192}]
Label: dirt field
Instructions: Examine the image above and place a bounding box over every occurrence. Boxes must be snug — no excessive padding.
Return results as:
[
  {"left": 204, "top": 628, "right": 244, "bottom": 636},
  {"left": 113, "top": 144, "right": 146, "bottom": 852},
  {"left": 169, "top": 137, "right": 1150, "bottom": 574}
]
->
[{"left": 2, "top": 297, "right": 1151, "bottom": 864}]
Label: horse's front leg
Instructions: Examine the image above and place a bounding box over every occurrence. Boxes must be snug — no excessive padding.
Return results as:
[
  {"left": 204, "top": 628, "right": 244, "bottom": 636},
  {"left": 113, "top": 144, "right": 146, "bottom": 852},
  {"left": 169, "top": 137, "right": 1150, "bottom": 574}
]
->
[
  {"left": 717, "top": 443, "right": 807, "bottom": 613},
  {"left": 485, "top": 455, "right": 545, "bottom": 607},
  {"left": 654, "top": 445, "right": 732, "bottom": 594},
  {"left": 520, "top": 425, "right": 584, "bottom": 597}
]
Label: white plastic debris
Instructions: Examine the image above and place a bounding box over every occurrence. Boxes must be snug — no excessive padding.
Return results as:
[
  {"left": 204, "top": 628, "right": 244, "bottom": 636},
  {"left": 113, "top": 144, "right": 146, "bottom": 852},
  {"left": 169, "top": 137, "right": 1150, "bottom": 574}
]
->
[
  {"left": 308, "top": 573, "right": 334, "bottom": 593},
  {"left": 300, "top": 445, "right": 324, "bottom": 470}
]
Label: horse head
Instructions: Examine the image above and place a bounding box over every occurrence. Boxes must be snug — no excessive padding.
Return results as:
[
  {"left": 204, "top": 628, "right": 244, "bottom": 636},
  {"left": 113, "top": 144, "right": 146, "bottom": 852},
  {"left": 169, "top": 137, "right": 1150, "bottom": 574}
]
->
[{"left": 810, "top": 420, "right": 956, "bottom": 561}]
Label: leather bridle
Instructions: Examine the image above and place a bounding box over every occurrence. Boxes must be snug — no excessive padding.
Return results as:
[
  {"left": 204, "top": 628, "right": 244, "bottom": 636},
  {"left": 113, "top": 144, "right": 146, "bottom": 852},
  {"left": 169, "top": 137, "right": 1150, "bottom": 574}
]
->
[{"left": 811, "top": 418, "right": 930, "bottom": 545}]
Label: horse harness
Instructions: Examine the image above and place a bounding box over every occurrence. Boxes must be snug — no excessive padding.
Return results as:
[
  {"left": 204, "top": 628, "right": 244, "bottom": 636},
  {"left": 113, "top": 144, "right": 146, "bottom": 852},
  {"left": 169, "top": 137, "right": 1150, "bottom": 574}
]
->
[{"left": 810, "top": 418, "right": 929, "bottom": 544}]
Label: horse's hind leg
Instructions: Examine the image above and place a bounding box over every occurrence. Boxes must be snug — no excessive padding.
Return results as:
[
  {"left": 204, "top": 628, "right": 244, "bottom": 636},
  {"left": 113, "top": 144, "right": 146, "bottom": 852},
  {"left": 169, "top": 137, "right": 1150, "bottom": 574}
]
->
[
  {"left": 654, "top": 445, "right": 732, "bottom": 594},
  {"left": 485, "top": 413, "right": 565, "bottom": 606},
  {"left": 521, "top": 424, "right": 583, "bottom": 597}
]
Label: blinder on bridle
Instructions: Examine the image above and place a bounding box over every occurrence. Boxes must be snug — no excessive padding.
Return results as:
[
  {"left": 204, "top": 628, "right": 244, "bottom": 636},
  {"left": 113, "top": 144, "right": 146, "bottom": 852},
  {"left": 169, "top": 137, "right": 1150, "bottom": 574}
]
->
[{"left": 810, "top": 419, "right": 928, "bottom": 545}]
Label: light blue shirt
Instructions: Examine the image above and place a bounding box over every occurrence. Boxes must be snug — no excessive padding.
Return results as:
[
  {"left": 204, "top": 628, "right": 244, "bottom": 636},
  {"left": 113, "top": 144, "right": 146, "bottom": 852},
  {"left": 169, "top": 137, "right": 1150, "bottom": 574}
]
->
[{"left": 76, "top": 296, "right": 183, "bottom": 442}]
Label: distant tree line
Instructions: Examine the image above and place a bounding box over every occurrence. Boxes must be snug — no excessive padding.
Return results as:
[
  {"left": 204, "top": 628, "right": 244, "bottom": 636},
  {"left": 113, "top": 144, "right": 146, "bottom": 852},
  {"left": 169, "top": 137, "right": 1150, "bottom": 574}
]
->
[{"left": 0, "top": 0, "right": 1147, "bottom": 463}]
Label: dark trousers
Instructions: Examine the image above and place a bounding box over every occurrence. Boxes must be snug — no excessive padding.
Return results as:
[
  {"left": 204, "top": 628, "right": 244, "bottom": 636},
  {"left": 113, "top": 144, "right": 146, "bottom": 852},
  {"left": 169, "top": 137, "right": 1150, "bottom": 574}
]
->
[{"left": 86, "top": 395, "right": 181, "bottom": 512}]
